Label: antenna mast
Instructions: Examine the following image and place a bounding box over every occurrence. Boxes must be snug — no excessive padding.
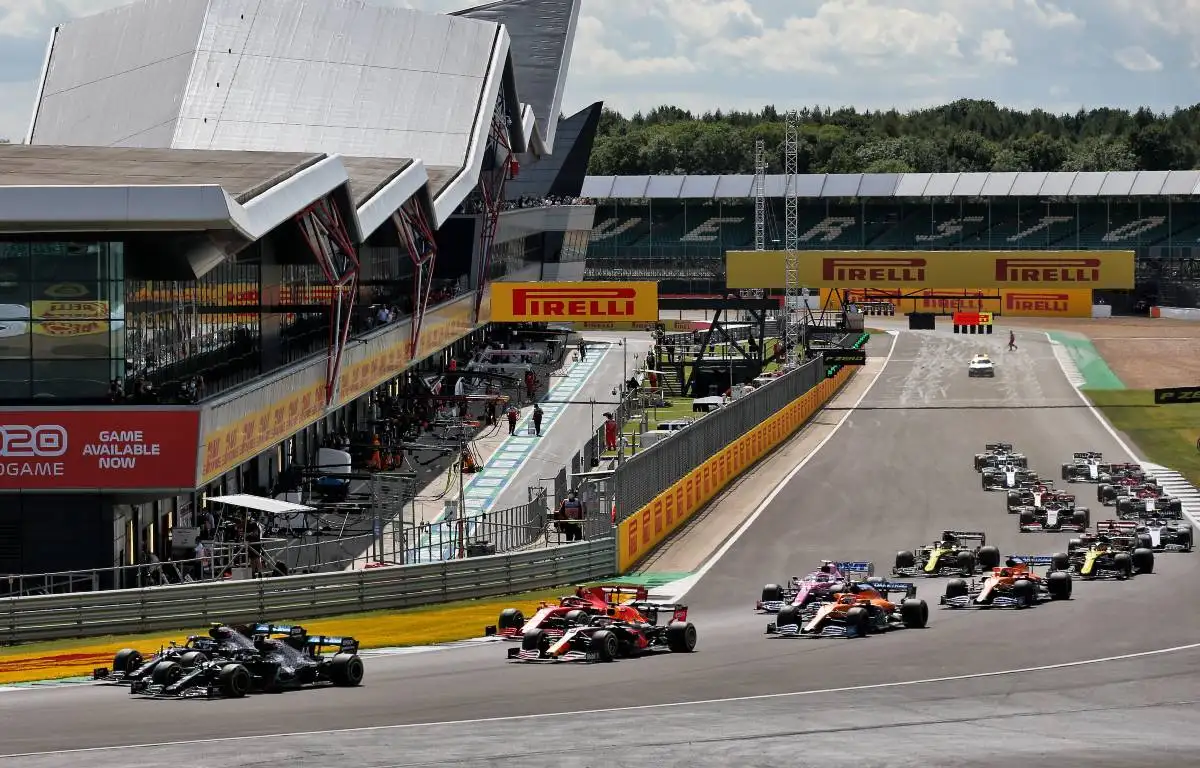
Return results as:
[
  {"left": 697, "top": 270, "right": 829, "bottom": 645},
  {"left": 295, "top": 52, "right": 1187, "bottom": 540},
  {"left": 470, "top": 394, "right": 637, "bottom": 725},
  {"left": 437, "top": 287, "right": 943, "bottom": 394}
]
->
[{"left": 783, "top": 110, "right": 802, "bottom": 366}]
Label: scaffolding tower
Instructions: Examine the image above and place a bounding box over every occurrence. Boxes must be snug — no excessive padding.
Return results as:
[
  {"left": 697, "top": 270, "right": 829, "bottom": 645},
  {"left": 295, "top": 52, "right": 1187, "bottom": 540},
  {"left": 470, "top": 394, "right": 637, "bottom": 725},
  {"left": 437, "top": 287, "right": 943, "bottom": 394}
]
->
[
  {"left": 743, "top": 139, "right": 767, "bottom": 302},
  {"left": 782, "top": 110, "right": 802, "bottom": 365}
]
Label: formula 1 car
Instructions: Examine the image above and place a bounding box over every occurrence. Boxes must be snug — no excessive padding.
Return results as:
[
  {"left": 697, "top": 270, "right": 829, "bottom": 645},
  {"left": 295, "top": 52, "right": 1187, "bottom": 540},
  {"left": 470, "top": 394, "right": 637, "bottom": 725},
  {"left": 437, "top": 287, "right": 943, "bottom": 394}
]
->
[
  {"left": 968, "top": 354, "right": 995, "bottom": 378},
  {"left": 894, "top": 531, "right": 1000, "bottom": 577},
  {"left": 94, "top": 623, "right": 259, "bottom": 684},
  {"left": 1114, "top": 485, "right": 1183, "bottom": 518},
  {"left": 1016, "top": 494, "right": 1090, "bottom": 532},
  {"left": 486, "top": 585, "right": 646, "bottom": 641},
  {"left": 985, "top": 464, "right": 1041, "bottom": 491},
  {"left": 940, "top": 557, "right": 1072, "bottom": 608},
  {"left": 1005, "top": 482, "right": 1061, "bottom": 512},
  {"left": 508, "top": 601, "right": 696, "bottom": 662},
  {"left": 765, "top": 580, "right": 928, "bottom": 638},
  {"left": 1096, "top": 462, "right": 1149, "bottom": 486},
  {"left": 756, "top": 560, "right": 874, "bottom": 612},
  {"left": 974, "top": 443, "right": 1027, "bottom": 472},
  {"left": 1098, "top": 518, "right": 1192, "bottom": 553},
  {"left": 1097, "top": 467, "right": 1158, "bottom": 505},
  {"left": 1056, "top": 532, "right": 1155, "bottom": 580},
  {"left": 124, "top": 624, "right": 364, "bottom": 698},
  {"left": 1061, "top": 452, "right": 1103, "bottom": 482}
]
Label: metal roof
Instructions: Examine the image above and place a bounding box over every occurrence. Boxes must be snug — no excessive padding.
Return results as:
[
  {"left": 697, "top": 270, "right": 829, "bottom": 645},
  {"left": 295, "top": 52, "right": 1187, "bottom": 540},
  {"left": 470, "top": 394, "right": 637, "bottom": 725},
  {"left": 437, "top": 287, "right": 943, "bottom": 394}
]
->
[{"left": 580, "top": 171, "right": 1200, "bottom": 199}]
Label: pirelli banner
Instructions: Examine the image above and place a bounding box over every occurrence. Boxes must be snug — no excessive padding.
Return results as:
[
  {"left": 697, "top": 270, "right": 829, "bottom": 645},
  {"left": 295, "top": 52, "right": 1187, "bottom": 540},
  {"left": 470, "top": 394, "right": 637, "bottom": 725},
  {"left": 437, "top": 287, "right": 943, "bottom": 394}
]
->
[
  {"left": 490, "top": 282, "right": 659, "bottom": 323},
  {"left": 726, "top": 250, "right": 1134, "bottom": 290},
  {"left": 819, "top": 288, "right": 1094, "bottom": 318},
  {"left": 616, "top": 365, "right": 856, "bottom": 572}
]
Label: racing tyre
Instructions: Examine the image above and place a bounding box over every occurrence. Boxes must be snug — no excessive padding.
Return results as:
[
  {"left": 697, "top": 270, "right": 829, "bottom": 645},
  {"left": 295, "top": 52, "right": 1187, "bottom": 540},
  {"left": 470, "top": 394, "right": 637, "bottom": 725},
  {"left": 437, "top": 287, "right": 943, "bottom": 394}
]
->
[
  {"left": 1117, "top": 499, "right": 1133, "bottom": 517},
  {"left": 1113, "top": 553, "right": 1133, "bottom": 579},
  {"left": 591, "top": 629, "right": 619, "bottom": 661},
  {"left": 894, "top": 551, "right": 916, "bottom": 570},
  {"left": 151, "top": 660, "right": 182, "bottom": 686},
  {"left": 1076, "top": 508, "right": 1091, "bottom": 529},
  {"left": 178, "top": 651, "right": 206, "bottom": 669},
  {"left": 957, "top": 552, "right": 976, "bottom": 575},
  {"left": 944, "top": 578, "right": 969, "bottom": 599},
  {"left": 1132, "top": 548, "right": 1154, "bottom": 575},
  {"left": 761, "top": 584, "right": 784, "bottom": 603},
  {"left": 1098, "top": 484, "right": 1113, "bottom": 504},
  {"left": 1062, "top": 464, "right": 1071, "bottom": 481},
  {"left": 1011, "top": 579, "right": 1036, "bottom": 608},
  {"left": 112, "top": 648, "right": 142, "bottom": 674},
  {"left": 521, "top": 628, "right": 550, "bottom": 653},
  {"left": 1179, "top": 529, "right": 1193, "bottom": 551},
  {"left": 899, "top": 598, "right": 928, "bottom": 629},
  {"left": 1067, "top": 538, "right": 1083, "bottom": 552},
  {"left": 330, "top": 653, "right": 365, "bottom": 686},
  {"left": 981, "top": 473, "right": 992, "bottom": 490},
  {"left": 977, "top": 546, "right": 1000, "bottom": 570},
  {"left": 564, "top": 609, "right": 591, "bottom": 626},
  {"left": 498, "top": 608, "right": 525, "bottom": 631},
  {"left": 218, "top": 663, "right": 252, "bottom": 698},
  {"left": 666, "top": 621, "right": 698, "bottom": 653},
  {"left": 1169, "top": 499, "right": 1184, "bottom": 515},
  {"left": 1006, "top": 491, "right": 1021, "bottom": 511},
  {"left": 1137, "top": 533, "right": 1153, "bottom": 550},
  {"left": 845, "top": 606, "right": 870, "bottom": 637},
  {"left": 1046, "top": 571, "right": 1072, "bottom": 600},
  {"left": 1018, "top": 509, "right": 1035, "bottom": 529},
  {"left": 1051, "top": 552, "right": 1070, "bottom": 572},
  {"left": 776, "top": 605, "right": 801, "bottom": 631}
]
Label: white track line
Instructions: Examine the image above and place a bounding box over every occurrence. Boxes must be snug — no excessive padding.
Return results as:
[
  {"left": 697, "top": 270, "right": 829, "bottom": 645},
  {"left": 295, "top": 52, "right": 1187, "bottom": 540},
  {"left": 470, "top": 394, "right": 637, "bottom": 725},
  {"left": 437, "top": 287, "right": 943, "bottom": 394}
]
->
[
  {"left": 660, "top": 331, "right": 899, "bottom": 602},
  {"left": 5, "top": 638, "right": 1198, "bottom": 759},
  {"left": 1043, "top": 331, "right": 1200, "bottom": 531}
]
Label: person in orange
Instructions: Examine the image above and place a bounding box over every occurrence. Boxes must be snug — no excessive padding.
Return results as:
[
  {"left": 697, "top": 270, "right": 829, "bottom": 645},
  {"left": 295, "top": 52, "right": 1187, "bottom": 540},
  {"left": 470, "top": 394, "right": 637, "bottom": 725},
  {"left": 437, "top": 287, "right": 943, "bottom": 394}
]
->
[
  {"left": 603, "top": 413, "right": 618, "bottom": 452},
  {"left": 507, "top": 405, "right": 519, "bottom": 435}
]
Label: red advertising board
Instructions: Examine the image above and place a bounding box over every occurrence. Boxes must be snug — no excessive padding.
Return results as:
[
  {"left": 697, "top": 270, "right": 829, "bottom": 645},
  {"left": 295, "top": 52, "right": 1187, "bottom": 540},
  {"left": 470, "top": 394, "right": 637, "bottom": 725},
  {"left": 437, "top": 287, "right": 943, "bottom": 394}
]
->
[{"left": 0, "top": 409, "right": 200, "bottom": 490}]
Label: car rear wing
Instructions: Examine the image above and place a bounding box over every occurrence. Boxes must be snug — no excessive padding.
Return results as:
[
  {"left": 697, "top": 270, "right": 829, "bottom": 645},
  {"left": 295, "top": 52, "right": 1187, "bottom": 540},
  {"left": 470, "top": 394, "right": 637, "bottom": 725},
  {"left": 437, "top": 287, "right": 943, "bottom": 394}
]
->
[
  {"left": 831, "top": 560, "right": 875, "bottom": 577},
  {"left": 1073, "top": 452, "right": 1102, "bottom": 460},
  {"left": 944, "top": 530, "right": 986, "bottom": 545},
  {"left": 591, "top": 585, "right": 650, "bottom": 604},
  {"left": 860, "top": 581, "right": 918, "bottom": 598},
  {"left": 252, "top": 623, "right": 307, "bottom": 639},
  {"left": 985, "top": 443, "right": 1013, "bottom": 452},
  {"left": 306, "top": 635, "right": 360, "bottom": 653},
  {"left": 1096, "top": 520, "right": 1139, "bottom": 536},
  {"left": 1005, "top": 555, "right": 1055, "bottom": 567},
  {"left": 628, "top": 600, "right": 688, "bottom": 624}
]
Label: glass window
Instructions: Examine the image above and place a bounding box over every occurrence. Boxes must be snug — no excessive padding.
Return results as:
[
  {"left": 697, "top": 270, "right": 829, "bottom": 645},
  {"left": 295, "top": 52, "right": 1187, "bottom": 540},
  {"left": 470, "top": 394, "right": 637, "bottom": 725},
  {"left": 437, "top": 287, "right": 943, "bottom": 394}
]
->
[
  {"left": 31, "top": 320, "right": 112, "bottom": 359},
  {"left": 0, "top": 361, "right": 30, "bottom": 399},
  {"left": 32, "top": 360, "right": 110, "bottom": 400}
]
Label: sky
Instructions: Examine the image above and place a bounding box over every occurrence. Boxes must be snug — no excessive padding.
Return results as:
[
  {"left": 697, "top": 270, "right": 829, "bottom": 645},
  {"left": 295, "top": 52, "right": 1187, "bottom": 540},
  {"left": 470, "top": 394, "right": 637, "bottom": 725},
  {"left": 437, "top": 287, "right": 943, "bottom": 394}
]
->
[{"left": 0, "top": 0, "right": 1197, "bottom": 141}]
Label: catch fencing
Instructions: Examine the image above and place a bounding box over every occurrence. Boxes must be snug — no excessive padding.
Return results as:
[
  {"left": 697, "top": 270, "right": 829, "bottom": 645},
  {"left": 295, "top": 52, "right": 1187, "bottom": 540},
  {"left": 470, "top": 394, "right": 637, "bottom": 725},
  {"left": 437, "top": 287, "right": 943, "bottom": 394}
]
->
[{"left": 1, "top": 538, "right": 615, "bottom": 645}]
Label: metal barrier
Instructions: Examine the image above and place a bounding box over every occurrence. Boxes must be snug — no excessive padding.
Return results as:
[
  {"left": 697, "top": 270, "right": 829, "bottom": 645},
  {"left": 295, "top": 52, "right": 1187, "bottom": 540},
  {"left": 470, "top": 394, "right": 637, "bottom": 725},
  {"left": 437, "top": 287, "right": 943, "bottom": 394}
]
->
[{"left": 1, "top": 537, "right": 616, "bottom": 645}]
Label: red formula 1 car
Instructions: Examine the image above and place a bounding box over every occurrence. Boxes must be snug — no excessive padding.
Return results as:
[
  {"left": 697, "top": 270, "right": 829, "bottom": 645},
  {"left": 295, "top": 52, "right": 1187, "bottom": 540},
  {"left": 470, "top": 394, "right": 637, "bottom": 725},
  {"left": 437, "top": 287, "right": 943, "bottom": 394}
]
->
[
  {"left": 485, "top": 585, "right": 649, "bottom": 641},
  {"left": 508, "top": 599, "right": 696, "bottom": 662}
]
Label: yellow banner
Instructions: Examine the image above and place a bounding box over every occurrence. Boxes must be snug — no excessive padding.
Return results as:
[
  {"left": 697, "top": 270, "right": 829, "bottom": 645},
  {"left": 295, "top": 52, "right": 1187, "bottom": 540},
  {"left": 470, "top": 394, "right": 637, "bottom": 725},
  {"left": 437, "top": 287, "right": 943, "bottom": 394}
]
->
[
  {"left": 617, "top": 365, "right": 856, "bottom": 572},
  {"left": 727, "top": 250, "right": 1134, "bottom": 290},
  {"left": 490, "top": 282, "right": 659, "bottom": 323},
  {"left": 819, "top": 287, "right": 1093, "bottom": 318}
]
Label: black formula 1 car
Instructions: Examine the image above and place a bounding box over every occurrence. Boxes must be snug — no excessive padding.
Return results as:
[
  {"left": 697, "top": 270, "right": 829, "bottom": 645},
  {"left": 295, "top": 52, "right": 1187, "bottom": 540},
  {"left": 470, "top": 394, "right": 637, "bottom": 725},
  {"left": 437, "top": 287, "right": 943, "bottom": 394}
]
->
[
  {"left": 1017, "top": 496, "right": 1090, "bottom": 532},
  {"left": 984, "top": 465, "right": 1040, "bottom": 491},
  {"left": 765, "top": 580, "right": 928, "bottom": 638},
  {"left": 940, "top": 557, "right": 1072, "bottom": 609},
  {"left": 1098, "top": 519, "right": 1193, "bottom": 553},
  {"left": 1005, "top": 482, "right": 1062, "bottom": 512},
  {"left": 973, "top": 443, "right": 1028, "bottom": 472},
  {"left": 508, "top": 601, "right": 697, "bottom": 662},
  {"left": 1097, "top": 470, "right": 1159, "bottom": 505},
  {"left": 121, "top": 624, "right": 364, "bottom": 698},
  {"left": 1096, "top": 462, "right": 1150, "bottom": 487},
  {"left": 1061, "top": 452, "right": 1104, "bottom": 483},
  {"left": 1114, "top": 486, "right": 1183, "bottom": 518},
  {"left": 1056, "top": 532, "right": 1155, "bottom": 580},
  {"left": 894, "top": 531, "right": 1000, "bottom": 577},
  {"left": 94, "top": 624, "right": 252, "bottom": 684}
]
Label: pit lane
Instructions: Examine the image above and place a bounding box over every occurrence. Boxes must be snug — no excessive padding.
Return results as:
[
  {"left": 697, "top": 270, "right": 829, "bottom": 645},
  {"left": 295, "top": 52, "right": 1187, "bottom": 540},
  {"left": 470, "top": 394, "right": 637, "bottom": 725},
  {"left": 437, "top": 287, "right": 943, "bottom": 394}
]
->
[{"left": 4, "top": 328, "right": 1199, "bottom": 765}]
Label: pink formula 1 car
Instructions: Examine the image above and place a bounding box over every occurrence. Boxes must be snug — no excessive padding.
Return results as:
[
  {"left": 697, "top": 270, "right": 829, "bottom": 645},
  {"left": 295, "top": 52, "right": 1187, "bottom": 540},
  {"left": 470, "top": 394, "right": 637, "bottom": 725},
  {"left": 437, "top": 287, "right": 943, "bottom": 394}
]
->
[{"left": 756, "top": 561, "right": 875, "bottom": 613}]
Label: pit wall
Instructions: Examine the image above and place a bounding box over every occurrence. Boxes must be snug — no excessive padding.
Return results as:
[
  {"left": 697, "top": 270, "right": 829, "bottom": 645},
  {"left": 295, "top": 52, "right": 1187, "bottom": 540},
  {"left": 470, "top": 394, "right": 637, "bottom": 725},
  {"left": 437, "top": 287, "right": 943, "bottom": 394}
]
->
[
  {"left": 1152, "top": 307, "right": 1200, "bottom": 321},
  {"left": 617, "top": 364, "right": 856, "bottom": 572}
]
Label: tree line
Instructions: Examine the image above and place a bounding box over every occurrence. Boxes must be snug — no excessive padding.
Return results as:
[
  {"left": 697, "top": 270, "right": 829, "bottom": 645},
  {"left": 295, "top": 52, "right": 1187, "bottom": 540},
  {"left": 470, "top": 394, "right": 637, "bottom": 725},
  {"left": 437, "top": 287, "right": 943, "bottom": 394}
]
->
[{"left": 587, "top": 99, "right": 1200, "bottom": 177}]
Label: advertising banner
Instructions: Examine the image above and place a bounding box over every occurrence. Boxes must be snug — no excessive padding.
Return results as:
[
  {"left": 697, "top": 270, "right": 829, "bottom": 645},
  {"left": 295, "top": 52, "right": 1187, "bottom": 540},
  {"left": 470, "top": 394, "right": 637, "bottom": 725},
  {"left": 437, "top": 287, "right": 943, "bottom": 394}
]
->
[
  {"left": 818, "top": 287, "right": 1092, "bottom": 318},
  {"left": 617, "top": 366, "right": 854, "bottom": 572},
  {"left": 490, "top": 282, "right": 659, "bottom": 323},
  {"left": 726, "top": 250, "right": 1134, "bottom": 290},
  {"left": 568, "top": 319, "right": 698, "bottom": 332},
  {"left": 0, "top": 409, "right": 199, "bottom": 491}
]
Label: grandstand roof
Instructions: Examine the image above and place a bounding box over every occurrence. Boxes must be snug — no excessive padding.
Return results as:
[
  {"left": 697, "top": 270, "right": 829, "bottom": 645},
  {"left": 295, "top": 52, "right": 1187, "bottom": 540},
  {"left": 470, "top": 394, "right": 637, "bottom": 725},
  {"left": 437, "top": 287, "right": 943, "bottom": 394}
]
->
[
  {"left": 3, "top": 0, "right": 581, "bottom": 239},
  {"left": 581, "top": 171, "right": 1200, "bottom": 200}
]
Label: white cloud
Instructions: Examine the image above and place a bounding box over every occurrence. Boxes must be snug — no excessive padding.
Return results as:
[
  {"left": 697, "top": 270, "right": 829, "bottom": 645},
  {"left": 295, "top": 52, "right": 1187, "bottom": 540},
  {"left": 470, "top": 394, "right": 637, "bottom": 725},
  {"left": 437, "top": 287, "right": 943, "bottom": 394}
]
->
[
  {"left": 1114, "top": 45, "right": 1164, "bottom": 72},
  {"left": 1022, "top": 0, "right": 1083, "bottom": 28},
  {"left": 574, "top": 14, "right": 698, "bottom": 77},
  {"left": 977, "top": 29, "right": 1017, "bottom": 66}
]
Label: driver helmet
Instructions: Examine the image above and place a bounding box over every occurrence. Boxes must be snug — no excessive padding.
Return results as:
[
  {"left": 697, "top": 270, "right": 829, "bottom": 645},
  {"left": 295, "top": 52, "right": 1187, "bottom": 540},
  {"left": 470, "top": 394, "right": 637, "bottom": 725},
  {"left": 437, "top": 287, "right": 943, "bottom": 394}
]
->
[
  {"left": 820, "top": 562, "right": 833, "bottom": 574},
  {"left": 941, "top": 532, "right": 958, "bottom": 545}
]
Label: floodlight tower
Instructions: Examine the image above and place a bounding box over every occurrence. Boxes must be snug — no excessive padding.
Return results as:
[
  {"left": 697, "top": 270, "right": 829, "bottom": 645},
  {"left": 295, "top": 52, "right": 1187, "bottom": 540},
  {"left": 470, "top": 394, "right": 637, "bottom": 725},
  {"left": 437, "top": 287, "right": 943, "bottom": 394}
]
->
[
  {"left": 744, "top": 139, "right": 767, "bottom": 303},
  {"left": 783, "top": 110, "right": 802, "bottom": 365}
]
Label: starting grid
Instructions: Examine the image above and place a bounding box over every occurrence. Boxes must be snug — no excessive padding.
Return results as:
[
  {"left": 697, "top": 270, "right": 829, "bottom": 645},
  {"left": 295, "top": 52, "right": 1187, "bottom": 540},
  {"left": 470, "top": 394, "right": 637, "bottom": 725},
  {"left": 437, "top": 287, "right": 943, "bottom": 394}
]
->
[{"left": 413, "top": 342, "right": 614, "bottom": 562}]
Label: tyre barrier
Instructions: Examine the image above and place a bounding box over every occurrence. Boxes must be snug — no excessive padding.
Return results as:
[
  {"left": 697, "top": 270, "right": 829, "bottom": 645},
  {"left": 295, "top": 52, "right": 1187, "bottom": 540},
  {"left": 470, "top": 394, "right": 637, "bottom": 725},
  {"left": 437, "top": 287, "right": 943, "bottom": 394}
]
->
[{"left": 953, "top": 324, "right": 994, "bottom": 334}]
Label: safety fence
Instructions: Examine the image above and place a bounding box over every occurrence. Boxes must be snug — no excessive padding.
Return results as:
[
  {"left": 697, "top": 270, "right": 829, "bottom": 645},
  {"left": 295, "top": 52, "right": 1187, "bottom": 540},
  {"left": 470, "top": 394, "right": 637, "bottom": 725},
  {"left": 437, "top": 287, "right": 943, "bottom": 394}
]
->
[
  {"left": 1, "top": 538, "right": 616, "bottom": 645},
  {"left": 614, "top": 338, "right": 865, "bottom": 571}
]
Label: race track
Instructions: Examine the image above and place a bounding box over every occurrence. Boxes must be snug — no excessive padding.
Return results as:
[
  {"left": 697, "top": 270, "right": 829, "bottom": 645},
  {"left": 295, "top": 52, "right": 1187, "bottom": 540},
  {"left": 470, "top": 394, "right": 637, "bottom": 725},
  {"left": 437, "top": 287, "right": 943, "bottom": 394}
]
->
[{"left": 5, "top": 328, "right": 1199, "bottom": 767}]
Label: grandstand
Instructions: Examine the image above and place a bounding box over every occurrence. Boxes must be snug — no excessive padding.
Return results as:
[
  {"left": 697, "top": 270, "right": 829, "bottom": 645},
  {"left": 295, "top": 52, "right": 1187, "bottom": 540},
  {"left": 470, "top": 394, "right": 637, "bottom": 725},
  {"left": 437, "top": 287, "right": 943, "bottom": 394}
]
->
[{"left": 580, "top": 171, "right": 1200, "bottom": 303}]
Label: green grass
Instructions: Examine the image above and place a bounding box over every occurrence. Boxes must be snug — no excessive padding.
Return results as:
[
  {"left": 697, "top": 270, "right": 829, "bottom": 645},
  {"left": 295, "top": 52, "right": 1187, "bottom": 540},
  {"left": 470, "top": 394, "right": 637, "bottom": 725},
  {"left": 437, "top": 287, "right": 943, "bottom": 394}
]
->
[{"left": 1085, "top": 389, "right": 1200, "bottom": 485}]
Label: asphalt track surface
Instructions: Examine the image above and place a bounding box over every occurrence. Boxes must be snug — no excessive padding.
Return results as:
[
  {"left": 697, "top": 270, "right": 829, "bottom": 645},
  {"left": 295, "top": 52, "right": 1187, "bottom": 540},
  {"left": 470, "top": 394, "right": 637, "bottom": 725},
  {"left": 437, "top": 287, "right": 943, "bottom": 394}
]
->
[{"left": 5, "top": 328, "right": 1200, "bottom": 766}]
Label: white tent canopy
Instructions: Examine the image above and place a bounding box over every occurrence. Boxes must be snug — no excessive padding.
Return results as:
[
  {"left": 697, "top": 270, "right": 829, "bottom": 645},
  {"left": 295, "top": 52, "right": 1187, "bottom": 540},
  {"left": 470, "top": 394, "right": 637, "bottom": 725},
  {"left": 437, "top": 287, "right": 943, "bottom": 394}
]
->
[{"left": 206, "top": 494, "right": 316, "bottom": 514}]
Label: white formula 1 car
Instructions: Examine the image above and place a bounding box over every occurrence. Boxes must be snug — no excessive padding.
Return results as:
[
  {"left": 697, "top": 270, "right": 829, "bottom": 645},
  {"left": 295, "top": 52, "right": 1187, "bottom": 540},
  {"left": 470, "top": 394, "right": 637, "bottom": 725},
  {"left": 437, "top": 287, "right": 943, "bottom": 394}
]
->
[{"left": 968, "top": 354, "right": 995, "bottom": 378}]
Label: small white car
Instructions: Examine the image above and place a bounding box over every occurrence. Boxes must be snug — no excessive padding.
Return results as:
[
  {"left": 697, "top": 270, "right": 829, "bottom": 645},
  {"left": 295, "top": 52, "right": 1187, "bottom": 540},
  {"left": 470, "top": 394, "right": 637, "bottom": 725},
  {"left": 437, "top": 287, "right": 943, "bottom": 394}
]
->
[{"left": 968, "top": 354, "right": 995, "bottom": 377}]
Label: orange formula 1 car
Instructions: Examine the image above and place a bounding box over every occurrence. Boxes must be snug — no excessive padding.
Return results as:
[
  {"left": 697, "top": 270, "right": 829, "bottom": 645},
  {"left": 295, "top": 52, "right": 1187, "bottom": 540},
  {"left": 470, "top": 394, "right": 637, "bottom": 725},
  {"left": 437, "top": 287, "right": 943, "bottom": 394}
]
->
[
  {"left": 940, "top": 557, "right": 1072, "bottom": 608},
  {"left": 485, "top": 585, "right": 649, "bottom": 641},
  {"left": 765, "top": 580, "right": 929, "bottom": 638}
]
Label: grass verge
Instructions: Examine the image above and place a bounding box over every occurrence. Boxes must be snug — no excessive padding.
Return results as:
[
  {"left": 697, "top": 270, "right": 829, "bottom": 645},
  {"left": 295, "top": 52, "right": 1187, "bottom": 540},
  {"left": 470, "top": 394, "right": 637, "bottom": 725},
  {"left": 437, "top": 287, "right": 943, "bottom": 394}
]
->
[
  {"left": 1085, "top": 389, "right": 1200, "bottom": 485},
  {"left": 0, "top": 586, "right": 579, "bottom": 685}
]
